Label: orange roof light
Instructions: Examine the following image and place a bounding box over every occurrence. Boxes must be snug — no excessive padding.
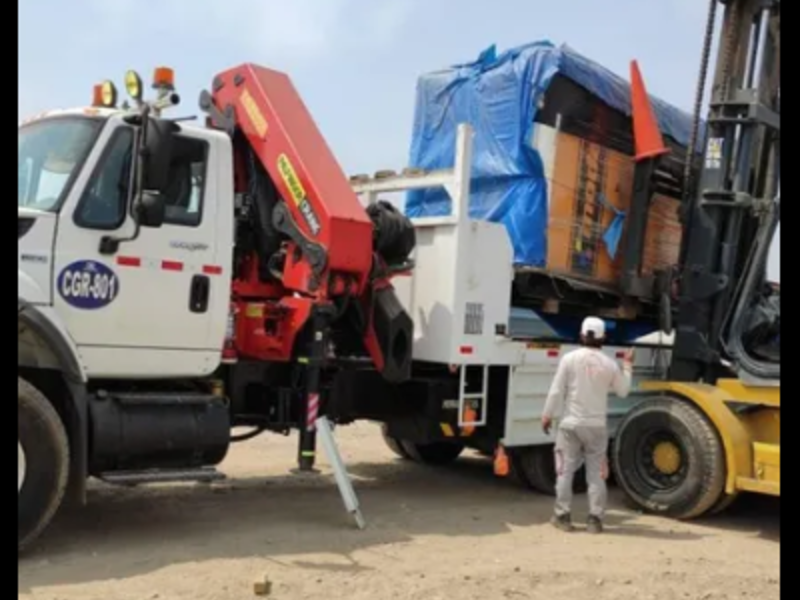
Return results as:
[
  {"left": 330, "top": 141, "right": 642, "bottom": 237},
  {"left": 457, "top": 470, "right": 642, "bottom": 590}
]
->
[
  {"left": 153, "top": 66, "right": 175, "bottom": 90},
  {"left": 92, "top": 84, "right": 104, "bottom": 107}
]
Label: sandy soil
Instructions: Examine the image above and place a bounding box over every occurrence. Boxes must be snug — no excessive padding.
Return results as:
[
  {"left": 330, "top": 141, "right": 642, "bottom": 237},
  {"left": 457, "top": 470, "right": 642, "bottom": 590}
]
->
[{"left": 19, "top": 422, "right": 780, "bottom": 600}]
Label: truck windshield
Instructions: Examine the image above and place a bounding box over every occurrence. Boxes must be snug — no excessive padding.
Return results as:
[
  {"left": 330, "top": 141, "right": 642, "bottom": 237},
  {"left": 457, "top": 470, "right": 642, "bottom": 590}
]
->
[{"left": 18, "top": 117, "right": 103, "bottom": 212}]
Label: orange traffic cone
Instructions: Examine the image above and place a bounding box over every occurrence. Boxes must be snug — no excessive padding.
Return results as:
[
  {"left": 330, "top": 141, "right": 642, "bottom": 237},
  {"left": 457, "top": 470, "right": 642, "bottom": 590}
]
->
[
  {"left": 461, "top": 405, "right": 477, "bottom": 437},
  {"left": 494, "top": 445, "right": 510, "bottom": 477},
  {"left": 629, "top": 60, "right": 670, "bottom": 162}
]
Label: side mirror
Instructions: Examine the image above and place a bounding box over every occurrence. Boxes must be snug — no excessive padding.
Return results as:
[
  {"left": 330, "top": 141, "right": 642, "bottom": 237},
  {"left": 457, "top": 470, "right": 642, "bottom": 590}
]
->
[
  {"left": 99, "top": 190, "right": 165, "bottom": 254},
  {"left": 141, "top": 117, "right": 178, "bottom": 192},
  {"left": 136, "top": 191, "right": 166, "bottom": 228}
]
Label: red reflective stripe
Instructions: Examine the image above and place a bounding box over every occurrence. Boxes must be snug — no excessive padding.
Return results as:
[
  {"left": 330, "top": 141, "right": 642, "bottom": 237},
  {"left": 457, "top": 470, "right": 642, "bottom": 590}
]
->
[
  {"left": 161, "top": 260, "right": 183, "bottom": 272},
  {"left": 459, "top": 346, "right": 473, "bottom": 355},
  {"left": 547, "top": 349, "right": 560, "bottom": 358},
  {"left": 116, "top": 256, "right": 141, "bottom": 267},
  {"left": 116, "top": 258, "right": 216, "bottom": 273}
]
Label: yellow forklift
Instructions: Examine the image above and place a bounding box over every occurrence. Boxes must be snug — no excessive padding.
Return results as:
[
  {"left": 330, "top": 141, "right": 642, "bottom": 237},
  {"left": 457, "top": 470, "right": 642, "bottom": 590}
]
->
[{"left": 611, "top": 0, "right": 780, "bottom": 518}]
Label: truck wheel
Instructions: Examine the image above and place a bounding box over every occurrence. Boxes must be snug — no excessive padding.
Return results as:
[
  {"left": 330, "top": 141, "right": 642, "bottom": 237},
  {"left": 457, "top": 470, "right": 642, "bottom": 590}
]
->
[
  {"left": 400, "top": 440, "right": 464, "bottom": 465},
  {"left": 612, "top": 397, "right": 725, "bottom": 520},
  {"left": 511, "top": 445, "right": 587, "bottom": 495},
  {"left": 18, "top": 377, "right": 70, "bottom": 553},
  {"left": 380, "top": 424, "right": 412, "bottom": 460}
]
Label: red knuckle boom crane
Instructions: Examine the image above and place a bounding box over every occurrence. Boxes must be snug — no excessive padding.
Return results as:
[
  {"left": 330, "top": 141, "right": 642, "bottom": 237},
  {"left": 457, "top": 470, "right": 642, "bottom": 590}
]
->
[{"left": 201, "top": 64, "right": 414, "bottom": 383}]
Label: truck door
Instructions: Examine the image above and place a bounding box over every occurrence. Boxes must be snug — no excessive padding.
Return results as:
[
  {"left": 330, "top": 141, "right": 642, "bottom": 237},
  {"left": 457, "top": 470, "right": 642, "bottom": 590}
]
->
[{"left": 52, "top": 120, "right": 228, "bottom": 378}]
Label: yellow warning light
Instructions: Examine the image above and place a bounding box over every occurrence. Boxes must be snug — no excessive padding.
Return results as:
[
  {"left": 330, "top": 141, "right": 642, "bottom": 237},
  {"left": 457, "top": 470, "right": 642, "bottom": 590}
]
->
[
  {"left": 124, "top": 70, "right": 143, "bottom": 101},
  {"left": 100, "top": 80, "right": 118, "bottom": 108}
]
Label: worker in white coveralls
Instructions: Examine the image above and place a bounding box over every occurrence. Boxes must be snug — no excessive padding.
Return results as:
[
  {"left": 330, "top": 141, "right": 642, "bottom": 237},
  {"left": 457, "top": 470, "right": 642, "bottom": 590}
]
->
[{"left": 541, "top": 316, "right": 634, "bottom": 533}]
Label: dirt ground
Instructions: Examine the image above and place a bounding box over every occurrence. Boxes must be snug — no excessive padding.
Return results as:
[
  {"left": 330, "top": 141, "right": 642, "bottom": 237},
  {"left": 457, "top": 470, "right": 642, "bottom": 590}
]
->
[{"left": 19, "top": 422, "right": 780, "bottom": 600}]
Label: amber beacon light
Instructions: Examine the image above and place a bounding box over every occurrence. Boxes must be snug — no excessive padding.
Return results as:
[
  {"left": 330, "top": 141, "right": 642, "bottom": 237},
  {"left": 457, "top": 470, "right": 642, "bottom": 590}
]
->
[{"left": 152, "top": 67, "right": 175, "bottom": 90}]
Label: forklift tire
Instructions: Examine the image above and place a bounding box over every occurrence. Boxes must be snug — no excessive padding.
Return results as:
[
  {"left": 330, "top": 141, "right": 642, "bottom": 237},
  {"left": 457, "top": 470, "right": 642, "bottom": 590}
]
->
[
  {"left": 511, "top": 445, "right": 587, "bottom": 496},
  {"left": 708, "top": 492, "right": 739, "bottom": 516},
  {"left": 18, "top": 376, "right": 70, "bottom": 553},
  {"left": 612, "top": 397, "right": 725, "bottom": 520},
  {"left": 400, "top": 440, "right": 464, "bottom": 465},
  {"left": 380, "top": 424, "right": 412, "bottom": 460}
]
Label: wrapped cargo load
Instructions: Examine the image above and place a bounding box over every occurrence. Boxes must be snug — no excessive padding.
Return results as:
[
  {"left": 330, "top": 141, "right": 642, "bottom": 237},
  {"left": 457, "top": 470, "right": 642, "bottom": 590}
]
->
[{"left": 407, "top": 41, "right": 701, "bottom": 339}]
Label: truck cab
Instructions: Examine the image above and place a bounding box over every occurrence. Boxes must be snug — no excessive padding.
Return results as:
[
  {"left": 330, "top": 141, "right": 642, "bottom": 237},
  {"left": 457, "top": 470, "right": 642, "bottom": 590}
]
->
[
  {"left": 18, "top": 102, "right": 244, "bottom": 552},
  {"left": 19, "top": 108, "right": 234, "bottom": 379}
]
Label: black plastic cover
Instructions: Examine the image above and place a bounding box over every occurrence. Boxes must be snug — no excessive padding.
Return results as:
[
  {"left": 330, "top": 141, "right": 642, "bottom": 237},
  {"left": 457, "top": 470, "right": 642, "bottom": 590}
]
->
[{"left": 367, "top": 200, "right": 416, "bottom": 267}]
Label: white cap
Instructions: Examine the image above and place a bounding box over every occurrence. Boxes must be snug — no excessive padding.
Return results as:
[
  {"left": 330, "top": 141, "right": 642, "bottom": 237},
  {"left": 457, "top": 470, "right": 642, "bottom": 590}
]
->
[{"left": 580, "top": 316, "right": 606, "bottom": 339}]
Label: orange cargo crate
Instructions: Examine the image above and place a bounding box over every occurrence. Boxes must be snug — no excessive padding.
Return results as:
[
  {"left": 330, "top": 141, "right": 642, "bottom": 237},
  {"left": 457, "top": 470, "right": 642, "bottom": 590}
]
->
[{"left": 543, "top": 129, "right": 681, "bottom": 289}]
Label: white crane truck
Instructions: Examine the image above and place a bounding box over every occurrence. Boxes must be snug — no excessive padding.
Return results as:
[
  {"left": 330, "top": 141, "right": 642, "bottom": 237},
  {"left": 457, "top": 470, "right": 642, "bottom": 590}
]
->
[
  {"left": 18, "top": 0, "right": 779, "bottom": 553},
  {"left": 18, "top": 67, "right": 657, "bottom": 552}
]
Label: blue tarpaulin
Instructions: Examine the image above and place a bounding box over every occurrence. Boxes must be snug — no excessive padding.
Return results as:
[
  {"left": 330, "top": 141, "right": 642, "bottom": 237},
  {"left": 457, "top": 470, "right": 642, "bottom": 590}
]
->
[{"left": 406, "top": 41, "right": 700, "bottom": 267}]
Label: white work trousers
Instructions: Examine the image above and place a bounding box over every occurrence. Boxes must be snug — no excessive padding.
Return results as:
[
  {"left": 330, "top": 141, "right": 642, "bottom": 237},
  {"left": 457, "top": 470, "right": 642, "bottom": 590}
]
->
[{"left": 553, "top": 425, "right": 608, "bottom": 519}]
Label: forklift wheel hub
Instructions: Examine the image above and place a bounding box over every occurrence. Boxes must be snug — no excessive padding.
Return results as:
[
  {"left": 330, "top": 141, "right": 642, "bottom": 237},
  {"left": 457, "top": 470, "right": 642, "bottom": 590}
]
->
[{"left": 652, "top": 441, "right": 681, "bottom": 475}]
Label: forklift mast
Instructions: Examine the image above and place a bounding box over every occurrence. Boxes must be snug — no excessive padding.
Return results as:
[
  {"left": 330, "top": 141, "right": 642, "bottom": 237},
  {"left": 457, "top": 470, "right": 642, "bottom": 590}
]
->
[{"left": 670, "top": 0, "right": 780, "bottom": 384}]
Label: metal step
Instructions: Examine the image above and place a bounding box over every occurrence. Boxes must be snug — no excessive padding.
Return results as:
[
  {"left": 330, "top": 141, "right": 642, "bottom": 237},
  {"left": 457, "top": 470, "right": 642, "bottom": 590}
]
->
[{"left": 98, "top": 467, "right": 226, "bottom": 486}]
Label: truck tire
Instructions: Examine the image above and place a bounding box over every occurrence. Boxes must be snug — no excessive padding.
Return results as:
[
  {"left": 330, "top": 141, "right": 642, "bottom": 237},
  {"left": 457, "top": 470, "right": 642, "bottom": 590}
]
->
[
  {"left": 18, "top": 376, "right": 70, "bottom": 553},
  {"left": 511, "top": 445, "right": 587, "bottom": 495},
  {"left": 380, "top": 424, "right": 412, "bottom": 460},
  {"left": 400, "top": 440, "right": 464, "bottom": 465},
  {"left": 612, "top": 397, "right": 725, "bottom": 520}
]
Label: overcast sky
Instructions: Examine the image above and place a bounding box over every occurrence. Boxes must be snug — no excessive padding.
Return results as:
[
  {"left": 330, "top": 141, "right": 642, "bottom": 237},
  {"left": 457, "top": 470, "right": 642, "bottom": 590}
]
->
[{"left": 18, "top": 0, "right": 778, "bottom": 281}]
